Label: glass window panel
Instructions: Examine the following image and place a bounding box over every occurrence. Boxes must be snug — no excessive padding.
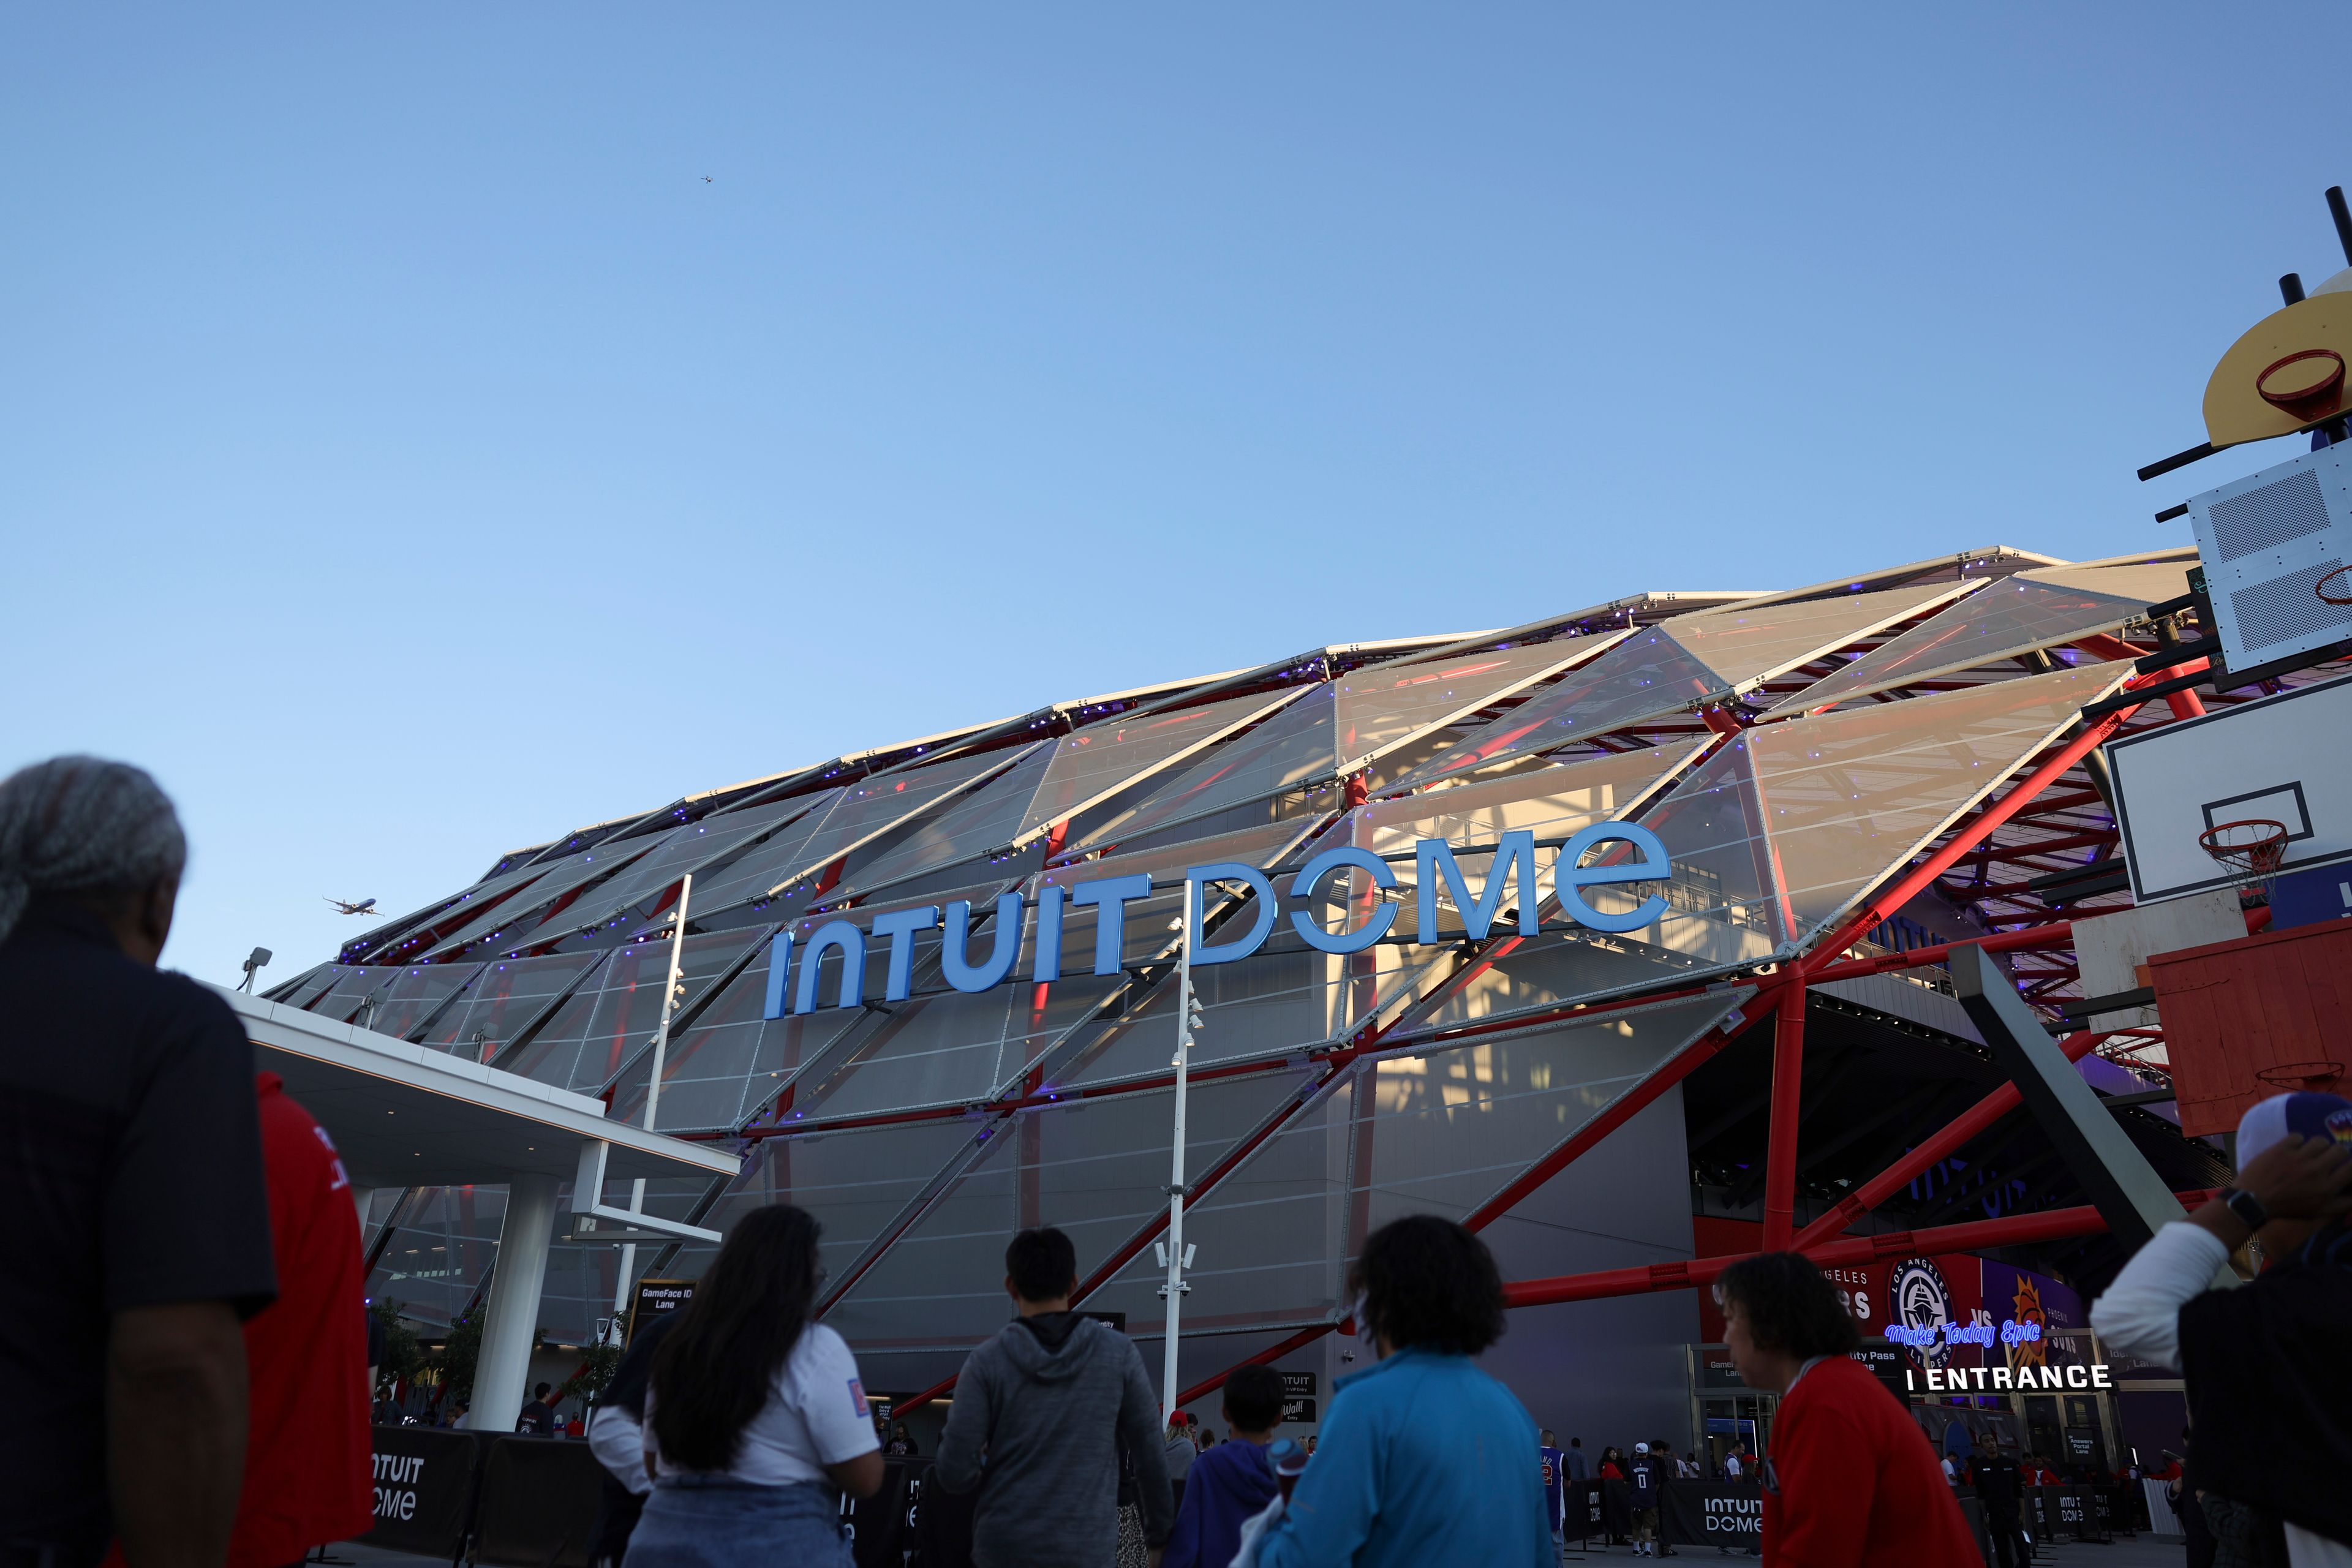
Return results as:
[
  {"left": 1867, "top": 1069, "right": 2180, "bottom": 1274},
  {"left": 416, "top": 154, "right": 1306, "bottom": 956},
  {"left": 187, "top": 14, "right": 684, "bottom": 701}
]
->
[
  {"left": 1421, "top": 659, "right": 2133, "bottom": 1029},
  {"left": 1085, "top": 1072, "right": 1356, "bottom": 1333},
  {"left": 495, "top": 925, "right": 766, "bottom": 1095},
  {"left": 1014, "top": 691, "right": 1300, "bottom": 846},
  {"left": 671, "top": 786, "right": 851, "bottom": 915},
  {"left": 606, "top": 939, "right": 866, "bottom": 1134},
  {"left": 1764, "top": 563, "right": 2185, "bottom": 715},
  {"left": 1358, "top": 992, "right": 1744, "bottom": 1228},
  {"left": 363, "top": 963, "right": 488, "bottom": 1041},
  {"left": 299, "top": 965, "right": 398, "bottom": 1022},
  {"left": 693, "top": 753, "right": 1014, "bottom": 917},
  {"left": 1351, "top": 741, "right": 1709, "bottom": 858},
  {"left": 1084, "top": 992, "right": 1741, "bottom": 1334},
  {"left": 415, "top": 841, "right": 664, "bottom": 961},
  {"left": 307, "top": 970, "right": 377, "bottom": 1023},
  {"left": 366, "top": 1183, "right": 506, "bottom": 1327},
  {"left": 265, "top": 962, "right": 337, "bottom": 1008},
  {"left": 823, "top": 1068, "right": 1313, "bottom": 1352},
  {"left": 564, "top": 798, "right": 828, "bottom": 931},
  {"left": 829, "top": 743, "right": 1055, "bottom": 899},
  {"left": 1074, "top": 688, "right": 1341, "bottom": 851},
  {"left": 786, "top": 987, "right": 1019, "bottom": 1123},
  {"left": 1327, "top": 638, "right": 1614, "bottom": 772},
  {"left": 355, "top": 859, "right": 571, "bottom": 966},
  {"left": 415, "top": 951, "right": 605, "bottom": 1062},
  {"left": 1665, "top": 581, "right": 1969, "bottom": 689},
  {"left": 665, "top": 1120, "right": 989, "bottom": 1297},
  {"left": 537, "top": 1178, "right": 710, "bottom": 1345},
  {"left": 1390, "top": 630, "right": 1725, "bottom": 790}
]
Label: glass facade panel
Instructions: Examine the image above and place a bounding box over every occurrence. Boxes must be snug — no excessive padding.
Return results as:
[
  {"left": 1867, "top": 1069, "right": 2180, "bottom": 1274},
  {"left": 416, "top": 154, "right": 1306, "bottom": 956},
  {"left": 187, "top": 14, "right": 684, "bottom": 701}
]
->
[
  {"left": 496, "top": 927, "right": 766, "bottom": 1093},
  {"left": 665, "top": 1120, "right": 990, "bottom": 1300},
  {"left": 823, "top": 1068, "right": 1314, "bottom": 1352},
  {"left": 693, "top": 753, "right": 1012, "bottom": 916},
  {"left": 364, "top": 963, "right": 488, "bottom": 1041},
  {"left": 1420, "top": 659, "right": 2133, "bottom": 1028},
  {"left": 1327, "top": 638, "right": 1611, "bottom": 771},
  {"left": 670, "top": 786, "right": 849, "bottom": 916},
  {"left": 1074, "top": 688, "right": 1340, "bottom": 851},
  {"left": 1765, "top": 564, "right": 2183, "bottom": 715},
  {"left": 1014, "top": 690, "right": 1300, "bottom": 846},
  {"left": 416, "top": 842, "right": 660, "bottom": 960},
  {"left": 366, "top": 1183, "right": 506, "bottom": 1328},
  {"left": 1087, "top": 1074, "right": 1355, "bottom": 1333},
  {"left": 301, "top": 965, "right": 400, "bottom": 1023},
  {"left": 1358, "top": 992, "right": 1743, "bottom": 1229},
  {"left": 606, "top": 940, "right": 865, "bottom": 1134},
  {"left": 265, "top": 962, "right": 337, "bottom": 1008},
  {"left": 415, "top": 951, "right": 606, "bottom": 1062},
  {"left": 1667, "top": 581, "right": 1967, "bottom": 689},
  {"left": 1391, "top": 629, "right": 1724, "bottom": 789},
  {"left": 829, "top": 743, "right": 1054, "bottom": 899},
  {"left": 565, "top": 799, "right": 826, "bottom": 931}
]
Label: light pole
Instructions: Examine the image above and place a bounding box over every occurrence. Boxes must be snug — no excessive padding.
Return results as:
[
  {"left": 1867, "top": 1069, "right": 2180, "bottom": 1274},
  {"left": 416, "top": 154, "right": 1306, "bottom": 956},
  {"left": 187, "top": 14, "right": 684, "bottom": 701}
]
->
[
  {"left": 609, "top": 872, "right": 693, "bottom": 1343},
  {"left": 1158, "top": 903, "right": 1204, "bottom": 1417}
]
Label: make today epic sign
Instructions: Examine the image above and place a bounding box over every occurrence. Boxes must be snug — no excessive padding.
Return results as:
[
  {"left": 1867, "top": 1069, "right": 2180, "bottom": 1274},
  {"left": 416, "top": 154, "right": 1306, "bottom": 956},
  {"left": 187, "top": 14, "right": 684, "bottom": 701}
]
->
[{"left": 760, "top": 824, "right": 1675, "bottom": 1017}]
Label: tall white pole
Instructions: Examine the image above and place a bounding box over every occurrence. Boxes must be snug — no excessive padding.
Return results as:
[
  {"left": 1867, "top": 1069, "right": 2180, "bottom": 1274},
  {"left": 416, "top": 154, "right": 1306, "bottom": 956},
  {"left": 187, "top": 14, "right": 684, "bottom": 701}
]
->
[
  {"left": 1160, "top": 901, "right": 1196, "bottom": 1417},
  {"left": 610, "top": 872, "right": 695, "bottom": 1341}
]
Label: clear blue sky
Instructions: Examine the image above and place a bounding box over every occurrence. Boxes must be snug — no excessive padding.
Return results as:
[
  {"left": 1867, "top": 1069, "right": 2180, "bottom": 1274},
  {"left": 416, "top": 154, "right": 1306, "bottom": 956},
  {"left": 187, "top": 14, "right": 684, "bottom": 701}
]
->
[{"left": 3, "top": 4, "right": 2343, "bottom": 987}]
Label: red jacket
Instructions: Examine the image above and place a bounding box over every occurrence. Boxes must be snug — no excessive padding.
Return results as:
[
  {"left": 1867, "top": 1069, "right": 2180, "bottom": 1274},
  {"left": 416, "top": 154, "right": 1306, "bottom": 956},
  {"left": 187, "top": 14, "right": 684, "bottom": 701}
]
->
[
  {"left": 1763, "top": 1357, "right": 1977, "bottom": 1568},
  {"left": 233, "top": 1076, "right": 375, "bottom": 1566}
]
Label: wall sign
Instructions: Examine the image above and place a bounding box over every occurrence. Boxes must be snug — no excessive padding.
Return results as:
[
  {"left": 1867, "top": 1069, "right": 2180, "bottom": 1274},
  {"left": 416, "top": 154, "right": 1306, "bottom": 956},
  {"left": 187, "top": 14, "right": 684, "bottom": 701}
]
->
[{"left": 763, "top": 826, "right": 1675, "bottom": 1017}]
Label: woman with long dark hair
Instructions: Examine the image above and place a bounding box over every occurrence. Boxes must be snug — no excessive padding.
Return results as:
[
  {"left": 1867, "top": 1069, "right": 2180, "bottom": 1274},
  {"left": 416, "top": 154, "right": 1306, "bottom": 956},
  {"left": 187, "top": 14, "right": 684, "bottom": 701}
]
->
[{"left": 625, "top": 1205, "right": 883, "bottom": 1567}]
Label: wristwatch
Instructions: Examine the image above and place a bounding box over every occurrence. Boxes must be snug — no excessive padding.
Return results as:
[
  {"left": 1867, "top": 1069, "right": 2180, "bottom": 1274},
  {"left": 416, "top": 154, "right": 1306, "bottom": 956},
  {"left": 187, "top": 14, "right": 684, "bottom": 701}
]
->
[{"left": 2221, "top": 1187, "right": 2269, "bottom": 1231}]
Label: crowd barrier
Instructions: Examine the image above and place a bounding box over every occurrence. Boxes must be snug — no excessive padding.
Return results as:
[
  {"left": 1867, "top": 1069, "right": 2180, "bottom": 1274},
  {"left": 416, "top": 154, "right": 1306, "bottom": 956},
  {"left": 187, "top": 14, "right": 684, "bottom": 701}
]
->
[
  {"left": 369, "top": 1430, "right": 2145, "bottom": 1567},
  {"left": 361, "top": 1433, "right": 979, "bottom": 1568}
]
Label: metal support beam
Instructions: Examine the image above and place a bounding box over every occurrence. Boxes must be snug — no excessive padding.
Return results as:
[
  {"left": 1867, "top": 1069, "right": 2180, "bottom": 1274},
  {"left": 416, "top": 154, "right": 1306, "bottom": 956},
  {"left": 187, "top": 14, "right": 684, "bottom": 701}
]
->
[
  {"left": 1789, "top": 1028, "right": 2103, "bottom": 1249},
  {"left": 1950, "top": 944, "right": 2187, "bottom": 1256},
  {"left": 1761, "top": 998, "right": 1806, "bottom": 1248}
]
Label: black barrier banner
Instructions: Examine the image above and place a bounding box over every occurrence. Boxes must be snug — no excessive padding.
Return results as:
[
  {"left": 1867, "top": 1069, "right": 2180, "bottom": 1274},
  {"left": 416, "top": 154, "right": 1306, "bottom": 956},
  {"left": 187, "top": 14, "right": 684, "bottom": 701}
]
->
[
  {"left": 907, "top": 1459, "right": 979, "bottom": 1568},
  {"left": 842, "top": 1460, "right": 910, "bottom": 1568},
  {"left": 1657, "top": 1480, "right": 1763, "bottom": 1548},
  {"left": 1566, "top": 1479, "right": 1631, "bottom": 1542},
  {"left": 363, "top": 1427, "right": 485, "bottom": 1558},
  {"left": 471, "top": 1438, "right": 608, "bottom": 1568}
]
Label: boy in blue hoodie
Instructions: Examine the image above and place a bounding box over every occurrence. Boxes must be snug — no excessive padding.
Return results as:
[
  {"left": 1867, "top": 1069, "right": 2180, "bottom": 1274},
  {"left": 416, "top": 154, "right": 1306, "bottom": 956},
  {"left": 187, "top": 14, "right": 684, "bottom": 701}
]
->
[{"left": 1163, "top": 1363, "right": 1284, "bottom": 1568}]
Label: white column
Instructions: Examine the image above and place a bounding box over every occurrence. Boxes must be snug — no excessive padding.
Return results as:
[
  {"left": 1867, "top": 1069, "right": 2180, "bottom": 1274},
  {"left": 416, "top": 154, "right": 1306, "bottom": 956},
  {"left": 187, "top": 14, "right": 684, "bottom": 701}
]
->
[{"left": 473, "top": 1172, "right": 560, "bottom": 1433}]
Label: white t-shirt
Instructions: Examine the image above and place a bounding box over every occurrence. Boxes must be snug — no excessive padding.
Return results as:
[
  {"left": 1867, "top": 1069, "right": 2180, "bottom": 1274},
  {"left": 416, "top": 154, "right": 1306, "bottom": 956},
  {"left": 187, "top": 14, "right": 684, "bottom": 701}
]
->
[{"left": 645, "top": 1322, "right": 880, "bottom": 1485}]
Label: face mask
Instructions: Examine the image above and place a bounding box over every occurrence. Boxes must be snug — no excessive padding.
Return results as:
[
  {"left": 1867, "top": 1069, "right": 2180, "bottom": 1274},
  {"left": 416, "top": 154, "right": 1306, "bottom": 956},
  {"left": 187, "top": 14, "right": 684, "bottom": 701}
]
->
[{"left": 1348, "top": 1291, "right": 1372, "bottom": 1344}]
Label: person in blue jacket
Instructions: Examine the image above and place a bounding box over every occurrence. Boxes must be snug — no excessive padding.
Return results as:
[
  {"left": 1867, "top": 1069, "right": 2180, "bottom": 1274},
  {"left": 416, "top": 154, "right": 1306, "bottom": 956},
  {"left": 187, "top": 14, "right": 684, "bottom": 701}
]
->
[
  {"left": 1251, "top": 1215, "right": 1551, "bottom": 1568},
  {"left": 1164, "top": 1363, "right": 1283, "bottom": 1568}
]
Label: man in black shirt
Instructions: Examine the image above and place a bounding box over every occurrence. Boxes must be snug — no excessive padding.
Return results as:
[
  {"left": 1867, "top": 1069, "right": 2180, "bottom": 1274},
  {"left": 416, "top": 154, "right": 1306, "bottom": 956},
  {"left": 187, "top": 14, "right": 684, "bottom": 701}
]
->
[
  {"left": 519, "top": 1381, "right": 558, "bottom": 1435},
  {"left": 0, "top": 758, "right": 278, "bottom": 1568},
  {"left": 1968, "top": 1433, "right": 2026, "bottom": 1568}
]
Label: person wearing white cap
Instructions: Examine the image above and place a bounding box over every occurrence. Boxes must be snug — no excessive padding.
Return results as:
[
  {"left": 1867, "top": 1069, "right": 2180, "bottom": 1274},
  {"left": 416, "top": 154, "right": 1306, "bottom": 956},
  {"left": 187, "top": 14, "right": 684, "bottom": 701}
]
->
[{"left": 2089, "top": 1091, "right": 2352, "bottom": 1567}]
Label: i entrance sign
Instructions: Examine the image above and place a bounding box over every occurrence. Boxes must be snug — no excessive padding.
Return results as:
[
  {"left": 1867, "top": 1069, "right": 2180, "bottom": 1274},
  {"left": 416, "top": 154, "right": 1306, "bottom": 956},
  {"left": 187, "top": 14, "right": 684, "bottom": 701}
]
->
[{"left": 762, "top": 824, "right": 1674, "bottom": 1017}]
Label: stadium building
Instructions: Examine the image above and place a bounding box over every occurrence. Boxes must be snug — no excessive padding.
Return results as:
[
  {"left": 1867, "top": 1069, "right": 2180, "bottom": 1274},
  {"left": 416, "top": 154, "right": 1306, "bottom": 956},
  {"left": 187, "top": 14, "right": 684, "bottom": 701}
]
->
[{"left": 275, "top": 543, "right": 2247, "bottom": 1459}]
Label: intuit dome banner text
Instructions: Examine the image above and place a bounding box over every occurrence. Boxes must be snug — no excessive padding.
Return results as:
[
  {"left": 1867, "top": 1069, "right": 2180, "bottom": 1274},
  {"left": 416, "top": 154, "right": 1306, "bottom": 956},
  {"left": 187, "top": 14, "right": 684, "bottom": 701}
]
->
[{"left": 1694, "top": 1218, "right": 2090, "bottom": 1374}]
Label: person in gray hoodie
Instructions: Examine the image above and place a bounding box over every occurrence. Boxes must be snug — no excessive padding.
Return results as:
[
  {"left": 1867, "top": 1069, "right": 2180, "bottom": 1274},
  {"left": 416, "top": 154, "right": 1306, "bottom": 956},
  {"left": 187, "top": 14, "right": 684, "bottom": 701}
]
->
[{"left": 937, "top": 1227, "right": 1175, "bottom": 1567}]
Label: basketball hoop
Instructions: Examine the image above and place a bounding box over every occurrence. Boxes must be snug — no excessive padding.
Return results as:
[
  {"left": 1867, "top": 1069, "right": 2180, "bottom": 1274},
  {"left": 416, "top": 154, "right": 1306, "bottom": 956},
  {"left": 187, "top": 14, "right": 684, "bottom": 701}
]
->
[
  {"left": 2198, "top": 818, "right": 2290, "bottom": 897},
  {"left": 2319, "top": 565, "right": 2352, "bottom": 606}
]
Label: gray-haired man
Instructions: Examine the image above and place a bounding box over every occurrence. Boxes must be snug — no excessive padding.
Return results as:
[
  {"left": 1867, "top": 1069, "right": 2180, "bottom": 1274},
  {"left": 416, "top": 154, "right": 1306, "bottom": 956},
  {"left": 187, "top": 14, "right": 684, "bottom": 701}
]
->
[{"left": 0, "top": 757, "right": 278, "bottom": 1568}]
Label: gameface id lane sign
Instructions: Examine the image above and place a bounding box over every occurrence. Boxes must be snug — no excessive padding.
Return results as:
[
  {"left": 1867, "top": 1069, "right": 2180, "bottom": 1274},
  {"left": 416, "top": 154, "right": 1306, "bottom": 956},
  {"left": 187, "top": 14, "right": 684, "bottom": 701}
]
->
[{"left": 763, "top": 825, "right": 1675, "bottom": 1017}]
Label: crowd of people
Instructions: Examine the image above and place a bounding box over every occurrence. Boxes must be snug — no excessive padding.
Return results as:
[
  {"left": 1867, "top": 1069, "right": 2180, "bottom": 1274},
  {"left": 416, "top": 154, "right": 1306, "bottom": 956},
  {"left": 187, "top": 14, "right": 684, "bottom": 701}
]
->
[{"left": 9, "top": 748, "right": 2351, "bottom": 1568}]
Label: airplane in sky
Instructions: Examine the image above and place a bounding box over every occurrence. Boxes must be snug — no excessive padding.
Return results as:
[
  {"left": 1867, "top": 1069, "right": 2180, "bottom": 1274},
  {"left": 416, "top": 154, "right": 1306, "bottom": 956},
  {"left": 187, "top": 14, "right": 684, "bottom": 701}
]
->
[{"left": 325, "top": 896, "right": 379, "bottom": 916}]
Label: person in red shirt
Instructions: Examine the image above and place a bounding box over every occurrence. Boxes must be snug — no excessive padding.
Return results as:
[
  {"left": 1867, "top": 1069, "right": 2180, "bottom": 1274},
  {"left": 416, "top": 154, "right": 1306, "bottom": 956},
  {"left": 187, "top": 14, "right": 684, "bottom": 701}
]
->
[
  {"left": 229, "top": 1074, "right": 374, "bottom": 1566},
  {"left": 1715, "top": 1254, "right": 1977, "bottom": 1568}
]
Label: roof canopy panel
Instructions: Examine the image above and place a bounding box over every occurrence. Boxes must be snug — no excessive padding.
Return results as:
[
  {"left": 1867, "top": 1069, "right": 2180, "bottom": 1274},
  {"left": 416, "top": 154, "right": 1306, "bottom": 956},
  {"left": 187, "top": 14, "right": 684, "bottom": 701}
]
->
[
  {"left": 1417, "top": 658, "right": 2135, "bottom": 1031},
  {"left": 1765, "top": 559, "right": 2190, "bottom": 715}
]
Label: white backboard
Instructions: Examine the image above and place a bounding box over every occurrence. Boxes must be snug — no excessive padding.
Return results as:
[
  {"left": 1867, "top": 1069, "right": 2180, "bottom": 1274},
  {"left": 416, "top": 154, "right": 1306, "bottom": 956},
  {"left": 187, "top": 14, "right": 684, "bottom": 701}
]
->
[
  {"left": 2108, "top": 671, "right": 2352, "bottom": 904},
  {"left": 2188, "top": 445, "right": 2352, "bottom": 672}
]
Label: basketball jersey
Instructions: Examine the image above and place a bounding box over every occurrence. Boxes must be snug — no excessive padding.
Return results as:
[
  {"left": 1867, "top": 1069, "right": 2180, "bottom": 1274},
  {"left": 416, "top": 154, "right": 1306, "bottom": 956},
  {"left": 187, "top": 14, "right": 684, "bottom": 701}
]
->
[{"left": 1539, "top": 1445, "right": 1567, "bottom": 1529}]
